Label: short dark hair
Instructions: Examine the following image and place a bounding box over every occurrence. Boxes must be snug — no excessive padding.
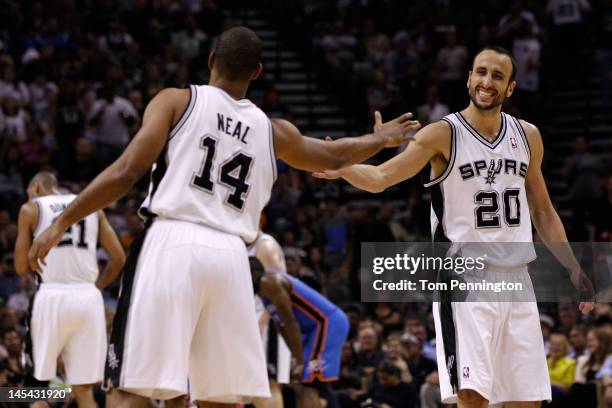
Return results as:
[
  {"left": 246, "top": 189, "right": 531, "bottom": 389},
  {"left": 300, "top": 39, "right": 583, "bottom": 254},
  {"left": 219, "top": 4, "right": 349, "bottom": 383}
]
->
[
  {"left": 30, "top": 171, "right": 58, "bottom": 189},
  {"left": 474, "top": 46, "right": 517, "bottom": 82},
  {"left": 378, "top": 360, "right": 401, "bottom": 377},
  {"left": 214, "top": 26, "right": 263, "bottom": 81}
]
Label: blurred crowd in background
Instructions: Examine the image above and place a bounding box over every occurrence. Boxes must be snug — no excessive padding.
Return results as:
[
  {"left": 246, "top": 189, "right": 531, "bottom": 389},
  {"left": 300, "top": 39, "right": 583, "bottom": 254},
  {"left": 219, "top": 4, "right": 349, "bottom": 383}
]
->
[{"left": 0, "top": 0, "right": 611, "bottom": 407}]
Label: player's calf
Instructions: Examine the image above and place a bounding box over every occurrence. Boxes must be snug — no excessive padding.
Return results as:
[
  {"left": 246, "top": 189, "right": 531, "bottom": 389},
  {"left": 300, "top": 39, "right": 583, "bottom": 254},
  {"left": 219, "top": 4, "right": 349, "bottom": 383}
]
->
[
  {"left": 457, "top": 389, "right": 488, "bottom": 408},
  {"left": 71, "top": 384, "right": 97, "bottom": 408}
]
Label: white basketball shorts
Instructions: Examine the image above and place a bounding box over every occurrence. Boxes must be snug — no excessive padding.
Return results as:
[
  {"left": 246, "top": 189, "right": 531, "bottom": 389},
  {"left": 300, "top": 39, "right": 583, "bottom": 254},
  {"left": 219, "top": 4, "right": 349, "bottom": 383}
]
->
[
  {"left": 31, "top": 282, "right": 106, "bottom": 384},
  {"left": 433, "top": 266, "right": 551, "bottom": 405},
  {"left": 109, "top": 219, "right": 269, "bottom": 403}
]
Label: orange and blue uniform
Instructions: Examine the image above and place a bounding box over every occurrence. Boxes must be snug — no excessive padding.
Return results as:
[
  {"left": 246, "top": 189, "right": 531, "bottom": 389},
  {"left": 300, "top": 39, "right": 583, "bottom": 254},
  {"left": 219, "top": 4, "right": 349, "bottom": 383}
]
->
[{"left": 262, "top": 271, "right": 349, "bottom": 382}]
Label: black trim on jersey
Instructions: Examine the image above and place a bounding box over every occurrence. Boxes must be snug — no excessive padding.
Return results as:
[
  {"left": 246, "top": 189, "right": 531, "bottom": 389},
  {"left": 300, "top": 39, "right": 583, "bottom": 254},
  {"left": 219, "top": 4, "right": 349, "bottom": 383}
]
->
[
  {"left": 455, "top": 112, "right": 507, "bottom": 150},
  {"left": 267, "top": 321, "right": 280, "bottom": 379},
  {"left": 428, "top": 183, "right": 458, "bottom": 391},
  {"left": 168, "top": 84, "right": 196, "bottom": 141},
  {"left": 290, "top": 292, "right": 326, "bottom": 363},
  {"left": 424, "top": 118, "right": 456, "bottom": 188},
  {"left": 139, "top": 147, "right": 168, "bottom": 219},
  {"left": 103, "top": 221, "right": 153, "bottom": 389},
  {"left": 268, "top": 119, "right": 278, "bottom": 182},
  {"left": 510, "top": 116, "right": 531, "bottom": 159},
  {"left": 429, "top": 184, "right": 450, "bottom": 243},
  {"left": 438, "top": 294, "right": 459, "bottom": 393}
]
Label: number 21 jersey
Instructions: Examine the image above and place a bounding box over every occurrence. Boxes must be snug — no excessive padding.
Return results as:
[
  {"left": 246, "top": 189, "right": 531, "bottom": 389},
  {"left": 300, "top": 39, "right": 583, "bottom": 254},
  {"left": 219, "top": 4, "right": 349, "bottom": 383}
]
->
[
  {"left": 140, "top": 85, "right": 277, "bottom": 243},
  {"left": 33, "top": 194, "right": 99, "bottom": 283}
]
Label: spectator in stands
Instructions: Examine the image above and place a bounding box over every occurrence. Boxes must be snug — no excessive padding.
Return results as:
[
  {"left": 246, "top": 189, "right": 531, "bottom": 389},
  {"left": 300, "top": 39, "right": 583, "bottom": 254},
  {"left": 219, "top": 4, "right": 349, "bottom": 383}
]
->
[
  {"left": 546, "top": 0, "right": 591, "bottom": 77},
  {"left": 591, "top": 174, "right": 612, "bottom": 241},
  {"left": 569, "top": 324, "right": 589, "bottom": 359},
  {"left": 320, "top": 20, "right": 358, "bottom": 75},
  {"left": 363, "top": 360, "right": 418, "bottom": 408},
  {"left": 404, "top": 315, "right": 436, "bottom": 361},
  {"left": 374, "top": 304, "right": 403, "bottom": 337},
  {"left": 497, "top": 0, "right": 541, "bottom": 46},
  {"left": 548, "top": 332, "right": 576, "bottom": 405},
  {"left": 87, "top": 84, "right": 139, "bottom": 164},
  {"left": 595, "top": 0, "right": 612, "bottom": 108},
  {"left": 356, "top": 325, "right": 385, "bottom": 375},
  {"left": 562, "top": 136, "right": 601, "bottom": 240},
  {"left": 1, "top": 329, "right": 24, "bottom": 386},
  {"left": 0, "top": 95, "right": 29, "bottom": 143},
  {"left": 0, "top": 254, "right": 19, "bottom": 303},
  {"left": 416, "top": 85, "right": 449, "bottom": 126},
  {"left": 171, "top": 14, "right": 208, "bottom": 61},
  {"left": 570, "top": 327, "right": 612, "bottom": 407},
  {"left": 512, "top": 22, "right": 541, "bottom": 121},
  {"left": 435, "top": 31, "right": 468, "bottom": 111},
  {"left": 383, "top": 333, "right": 412, "bottom": 383},
  {"left": 0, "top": 61, "right": 30, "bottom": 108},
  {"left": 321, "top": 197, "right": 349, "bottom": 269}
]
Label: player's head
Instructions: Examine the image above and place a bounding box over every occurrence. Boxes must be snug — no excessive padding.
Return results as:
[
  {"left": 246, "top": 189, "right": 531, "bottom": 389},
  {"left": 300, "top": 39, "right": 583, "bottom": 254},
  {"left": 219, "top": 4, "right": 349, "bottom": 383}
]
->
[
  {"left": 27, "top": 171, "right": 59, "bottom": 199},
  {"left": 467, "top": 46, "right": 517, "bottom": 111},
  {"left": 209, "top": 26, "right": 263, "bottom": 82},
  {"left": 249, "top": 256, "right": 265, "bottom": 290}
]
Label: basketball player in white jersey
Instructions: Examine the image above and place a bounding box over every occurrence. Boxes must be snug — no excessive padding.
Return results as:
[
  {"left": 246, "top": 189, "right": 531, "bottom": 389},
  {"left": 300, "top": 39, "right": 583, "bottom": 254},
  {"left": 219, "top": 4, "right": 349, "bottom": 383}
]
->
[
  {"left": 314, "top": 46, "right": 595, "bottom": 408},
  {"left": 14, "top": 172, "right": 125, "bottom": 408},
  {"left": 248, "top": 230, "right": 292, "bottom": 408},
  {"left": 27, "top": 27, "right": 420, "bottom": 408}
]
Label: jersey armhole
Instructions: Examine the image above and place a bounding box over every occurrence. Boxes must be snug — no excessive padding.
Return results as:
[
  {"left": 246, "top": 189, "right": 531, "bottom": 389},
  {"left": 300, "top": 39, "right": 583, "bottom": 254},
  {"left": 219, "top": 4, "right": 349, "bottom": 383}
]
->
[
  {"left": 168, "top": 85, "right": 197, "bottom": 141},
  {"left": 424, "top": 119, "right": 456, "bottom": 188},
  {"left": 268, "top": 119, "right": 278, "bottom": 182},
  {"left": 511, "top": 117, "right": 531, "bottom": 160}
]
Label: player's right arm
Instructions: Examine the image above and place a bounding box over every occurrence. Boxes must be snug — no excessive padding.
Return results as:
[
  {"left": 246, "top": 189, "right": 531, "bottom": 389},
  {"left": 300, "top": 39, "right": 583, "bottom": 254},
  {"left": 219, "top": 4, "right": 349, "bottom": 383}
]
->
[
  {"left": 28, "top": 88, "right": 189, "bottom": 272},
  {"left": 14, "top": 201, "right": 38, "bottom": 277},
  {"left": 95, "top": 211, "right": 126, "bottom": 290},
  {"left": 273, "top": 111, "right": 421, "bottom": 172},
  {"left": 313, "top": 120, "right": 450, "bottom": 192}
]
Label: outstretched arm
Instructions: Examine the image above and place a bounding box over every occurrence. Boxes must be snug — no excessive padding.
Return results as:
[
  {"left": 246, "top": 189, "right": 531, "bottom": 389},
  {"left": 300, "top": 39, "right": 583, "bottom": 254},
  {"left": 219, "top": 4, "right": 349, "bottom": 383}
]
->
[
  {"left": 313, "top": 120, "right": 451, "bottom": 192},
  {"left": 523, "top": 120, "right": 594, "bottom": 313},
  {"left": 28, "top": 88, "right": 189, "bottom": 272},
  {"left": 274, "top": 111, "right": 420, "bottom": 172}
]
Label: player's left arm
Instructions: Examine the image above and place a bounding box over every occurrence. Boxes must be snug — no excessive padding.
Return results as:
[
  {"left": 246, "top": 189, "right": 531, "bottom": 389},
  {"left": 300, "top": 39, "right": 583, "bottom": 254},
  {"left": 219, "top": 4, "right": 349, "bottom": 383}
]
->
[
  {"left": 14, "top": 201, "right": 38, "bottom": 277},
  {"left": 523, "top": 120, "right": 594, "bottom": 313},
  {"left": 95, "top": 210, "right": 126, "bottom": 290}
]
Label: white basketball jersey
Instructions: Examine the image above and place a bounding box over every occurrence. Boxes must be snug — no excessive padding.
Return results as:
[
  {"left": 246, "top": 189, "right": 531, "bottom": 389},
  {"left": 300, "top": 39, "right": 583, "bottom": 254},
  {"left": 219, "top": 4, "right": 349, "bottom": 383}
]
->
[
  {"left": 141, "top": 85, "right": 276, "bottom": 243},
  {"left": 33, "top": 194, "right": 99, "bottom": 283},
  {"left": 426, "top": 112, "right": 535, "bottom": 265}
]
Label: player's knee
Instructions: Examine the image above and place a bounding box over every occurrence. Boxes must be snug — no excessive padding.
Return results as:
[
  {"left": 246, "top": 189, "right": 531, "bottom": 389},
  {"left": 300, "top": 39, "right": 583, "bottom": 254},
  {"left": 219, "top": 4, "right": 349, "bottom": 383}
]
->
[{"left": 457, "top": 389, "right": 488, "bottom": 408}]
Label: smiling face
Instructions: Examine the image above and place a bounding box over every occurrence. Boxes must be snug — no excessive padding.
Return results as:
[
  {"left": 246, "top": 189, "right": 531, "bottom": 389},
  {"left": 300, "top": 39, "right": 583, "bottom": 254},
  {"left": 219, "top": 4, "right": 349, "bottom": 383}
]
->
[{"left": 467, "top": 49, "right": 516, "bottom": 111}]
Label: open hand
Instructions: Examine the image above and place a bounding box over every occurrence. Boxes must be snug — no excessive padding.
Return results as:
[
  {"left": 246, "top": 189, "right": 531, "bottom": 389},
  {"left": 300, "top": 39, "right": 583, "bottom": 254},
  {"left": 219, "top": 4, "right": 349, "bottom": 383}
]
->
[
  {"left": 373, "top": 111, "right": 421, "bottom": 147},
  {"left": 28, "top": 221, "right": 68, "bottom": 273}
]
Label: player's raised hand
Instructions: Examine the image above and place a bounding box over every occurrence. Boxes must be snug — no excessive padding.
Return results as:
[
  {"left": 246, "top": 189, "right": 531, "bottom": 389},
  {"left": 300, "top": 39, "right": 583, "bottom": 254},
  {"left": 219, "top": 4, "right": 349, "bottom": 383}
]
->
[
  {"left": 374, "top": 110, "right": 421, "bottom": 147},
  {"left": 28, "top": 221, "right": 68, "bottom": 273}
]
